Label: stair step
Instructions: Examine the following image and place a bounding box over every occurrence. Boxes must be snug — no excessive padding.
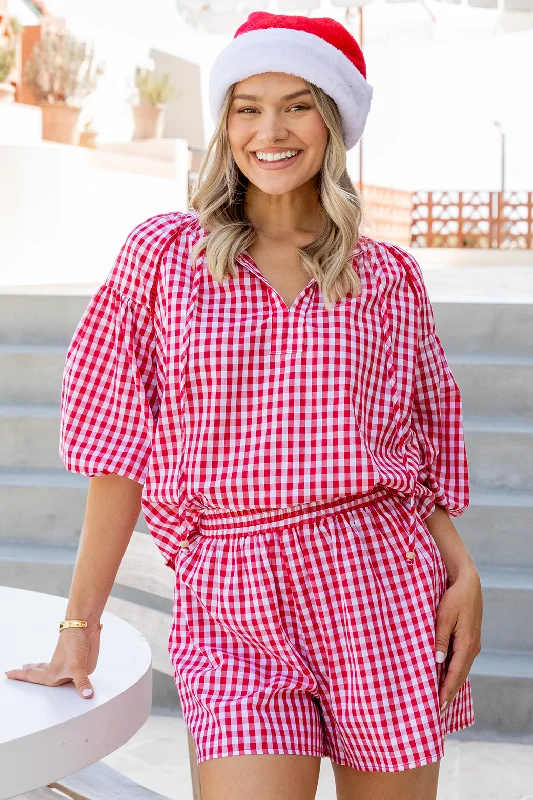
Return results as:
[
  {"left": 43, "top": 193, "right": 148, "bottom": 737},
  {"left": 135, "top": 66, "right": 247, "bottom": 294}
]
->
[
  {"left": 468, "top": 649, "right": 533, "bottom": 736},
  {"left": 477, "top": 566, "right": 533, "bottom": 590},
  {"left": 468, "top": 485, "right": 533, "bottom": 506},
  {"left": 0, "top": 471, "right": 149, "bottom": 548},
  {"left": 0, "top": 403, "right": 58, "bottom": 417},
  {"left": 1, "top": 293, "right": 532, "bottom": 354},
  {"left": 464, "top": 415, "right": 533, "bottom": 433},
  {"left": 472, "top": 648, "right": 533, "bottom": 679},
  {"left": 462, "top": 419, "right": 533, "bottom": 492},
  {"left": 0, "top": 294, "right": 91, "bottom": 345},
  {"left": 0, "top": 469, "right": 88, "bottom": 488},
  {"left": 432, "top": 302, "right": 533, "bottom": 357},
  {"left": 0, "top": 542, "right": 531, "bottom": 734},
  {"left": 4, "top": 403, "right": 533, "bottom": 489}
]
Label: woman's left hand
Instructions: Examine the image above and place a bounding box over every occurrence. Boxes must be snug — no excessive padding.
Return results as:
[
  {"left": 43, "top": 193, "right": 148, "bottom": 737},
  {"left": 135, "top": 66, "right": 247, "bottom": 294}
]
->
[{"left": 434, "top": 563, "right": 483, "bottom": 716}]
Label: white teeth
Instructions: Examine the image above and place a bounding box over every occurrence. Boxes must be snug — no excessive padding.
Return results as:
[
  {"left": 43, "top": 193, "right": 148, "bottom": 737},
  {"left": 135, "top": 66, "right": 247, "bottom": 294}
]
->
[{"left": 255, "top": 150, "right": 299, "bottom": 162}]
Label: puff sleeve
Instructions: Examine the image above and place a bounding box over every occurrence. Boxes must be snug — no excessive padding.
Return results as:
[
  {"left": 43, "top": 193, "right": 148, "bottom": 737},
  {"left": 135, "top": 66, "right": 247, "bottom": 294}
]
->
[
  {"left": 400, "top": 248, "right": 470, "bottom": 521},
  {"left": 59, "top": 219, "right": 163, "bottom": 485}
]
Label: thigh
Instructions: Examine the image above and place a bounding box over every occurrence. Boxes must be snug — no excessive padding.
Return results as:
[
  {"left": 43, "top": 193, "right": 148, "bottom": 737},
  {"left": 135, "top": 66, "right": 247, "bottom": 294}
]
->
[
  {"left": 199, "top": 754, "right": 322, "bottom": 800},
  {"left": 332, "top": 759, "right": 441, "bottom": 800}
]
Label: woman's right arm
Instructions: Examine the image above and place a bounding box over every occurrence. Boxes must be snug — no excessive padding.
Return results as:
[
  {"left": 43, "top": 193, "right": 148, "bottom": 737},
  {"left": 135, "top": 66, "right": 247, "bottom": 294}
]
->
[
  {"left": 4, "top": 474, "right": 143, "bottom": 698},
  {"left": 65, "top": 474, "right": 143, "bottom": 626}
]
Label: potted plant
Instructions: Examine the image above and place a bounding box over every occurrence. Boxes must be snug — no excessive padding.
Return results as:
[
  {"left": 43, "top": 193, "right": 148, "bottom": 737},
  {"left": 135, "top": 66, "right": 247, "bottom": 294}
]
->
[
  {"left": 79, "top": 117, "right": 98, "bottom": 148},
  {"left": 23, "top": 29, "right": 104, "bottom": 145},
  {"left": 0, "top": 16, "right": 21, "bottom": 103},
  {"left": 132, "top": 69, "right": 177, "bottom": 140}
]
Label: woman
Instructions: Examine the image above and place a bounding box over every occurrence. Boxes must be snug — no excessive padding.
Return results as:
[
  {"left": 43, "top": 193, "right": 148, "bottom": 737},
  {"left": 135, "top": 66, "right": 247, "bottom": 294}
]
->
[{"left": 6, "top": 11, "right": 483, "bottom": 800}]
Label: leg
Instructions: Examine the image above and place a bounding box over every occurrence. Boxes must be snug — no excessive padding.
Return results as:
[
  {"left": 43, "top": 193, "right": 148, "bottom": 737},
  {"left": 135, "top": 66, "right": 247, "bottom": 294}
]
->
[
  {"left": 332, "top": 759, "right": 441, "bottom": 800},
  {"left": 198, "top": 754, "right": 322, "bottom": 800}
]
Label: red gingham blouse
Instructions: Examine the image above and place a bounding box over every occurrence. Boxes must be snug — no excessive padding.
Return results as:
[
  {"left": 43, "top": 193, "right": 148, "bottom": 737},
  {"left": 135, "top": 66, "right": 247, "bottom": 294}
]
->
[{"left": 59, "top": 210, "right": 469, "bottom": 569}]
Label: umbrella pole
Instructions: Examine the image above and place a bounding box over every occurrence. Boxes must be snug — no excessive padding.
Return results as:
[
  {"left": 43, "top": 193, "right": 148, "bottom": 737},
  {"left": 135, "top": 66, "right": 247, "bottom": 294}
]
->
[{"left": 359, "top": 8, "right": 364, "bottom": 195}]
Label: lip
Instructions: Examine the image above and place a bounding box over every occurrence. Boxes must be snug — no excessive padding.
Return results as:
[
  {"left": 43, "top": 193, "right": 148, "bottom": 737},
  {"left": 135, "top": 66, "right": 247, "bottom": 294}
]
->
[{"left": 250, "top": 150, "right": 303, "bottom": 170}]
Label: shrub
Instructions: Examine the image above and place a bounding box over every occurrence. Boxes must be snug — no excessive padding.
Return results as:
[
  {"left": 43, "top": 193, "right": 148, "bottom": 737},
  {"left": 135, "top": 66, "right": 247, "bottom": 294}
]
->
[
  {"left": 24, "top": 29, "right": 104, "bottom": 104},
  {"left": 0, "top": 40, "right": 16, "bottom": 84},
  {"left": 135, "top": 69, "right": 176, "bottom": 105}
]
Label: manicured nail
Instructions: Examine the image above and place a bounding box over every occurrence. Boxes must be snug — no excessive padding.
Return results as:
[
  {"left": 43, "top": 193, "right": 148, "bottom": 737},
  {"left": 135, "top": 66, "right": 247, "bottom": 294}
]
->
[
  {"left": 82, "top": 688, "right": 93, "bottom": 697},
  {"left": 440, "top": 700, "right": 449, "bottom": 716},
  {"left": 436, "top": 651, "right": 446, "bottom": 663}
]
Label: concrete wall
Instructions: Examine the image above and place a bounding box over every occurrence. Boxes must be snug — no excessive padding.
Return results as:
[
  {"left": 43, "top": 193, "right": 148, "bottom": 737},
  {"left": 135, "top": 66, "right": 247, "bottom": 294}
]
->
[
  {"left": 150, "top": 48, "right": 204, "bottom": 151},
  {"left": 0, "top": 141, "right": 189, "bottom": 286}
]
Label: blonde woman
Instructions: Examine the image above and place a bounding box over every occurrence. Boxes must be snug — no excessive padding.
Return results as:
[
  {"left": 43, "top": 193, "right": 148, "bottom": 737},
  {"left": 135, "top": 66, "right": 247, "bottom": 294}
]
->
[{"left": 6, "top": 11, "right": 482, "bottom": 800}]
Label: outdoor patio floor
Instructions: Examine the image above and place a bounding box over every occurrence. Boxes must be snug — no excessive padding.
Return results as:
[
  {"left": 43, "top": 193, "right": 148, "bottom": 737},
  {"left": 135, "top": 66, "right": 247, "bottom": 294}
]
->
[{"left": 100, "top": 711, "right": 533, "bottom": 800}]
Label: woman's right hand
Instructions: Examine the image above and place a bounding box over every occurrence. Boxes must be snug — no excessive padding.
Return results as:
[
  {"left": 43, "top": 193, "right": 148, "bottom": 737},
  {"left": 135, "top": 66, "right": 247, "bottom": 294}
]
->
[{"left": 4, "top": 623, "right": 102, "bottom": 699}]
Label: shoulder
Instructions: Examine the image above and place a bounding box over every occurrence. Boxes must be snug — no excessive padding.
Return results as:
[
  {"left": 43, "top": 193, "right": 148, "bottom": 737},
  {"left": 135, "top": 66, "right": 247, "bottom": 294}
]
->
[
  {"left": 106, "top": 210, "right": 200, "bottom": 306},
  {"left": 358, "top": 234, "right": 424, "bottom": 289},
  {"left": 357, "top": 234, "right": 427, "bottom": 307}
]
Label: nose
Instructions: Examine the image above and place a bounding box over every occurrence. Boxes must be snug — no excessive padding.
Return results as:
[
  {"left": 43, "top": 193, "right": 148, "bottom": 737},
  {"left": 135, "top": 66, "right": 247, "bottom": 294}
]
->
[{"left": 255, "top": 111, "right": 290, "bottom": 145}]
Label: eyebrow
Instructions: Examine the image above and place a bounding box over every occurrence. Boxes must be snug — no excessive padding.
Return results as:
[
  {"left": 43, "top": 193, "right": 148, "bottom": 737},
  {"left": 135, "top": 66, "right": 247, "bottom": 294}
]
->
[{"left": 231, "top": 89, "right": 312, "bottom": 102}]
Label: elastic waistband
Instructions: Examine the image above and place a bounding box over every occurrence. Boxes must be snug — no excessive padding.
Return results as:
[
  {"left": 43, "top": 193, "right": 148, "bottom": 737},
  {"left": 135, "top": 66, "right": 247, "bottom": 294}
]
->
[{"left": 197, "top": 485, "right": 393, "bottom": 538}]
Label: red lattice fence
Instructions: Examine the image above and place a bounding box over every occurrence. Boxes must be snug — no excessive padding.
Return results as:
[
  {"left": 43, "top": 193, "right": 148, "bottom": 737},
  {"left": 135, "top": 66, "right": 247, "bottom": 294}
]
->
[{"left": 411, "top": 190, "right": 533, "bottom": 248}]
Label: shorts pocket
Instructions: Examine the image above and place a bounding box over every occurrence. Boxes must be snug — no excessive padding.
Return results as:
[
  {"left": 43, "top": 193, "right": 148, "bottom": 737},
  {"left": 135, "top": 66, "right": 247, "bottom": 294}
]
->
[{"left": 412, "top": 510, "right": 447, "bottom": 576}]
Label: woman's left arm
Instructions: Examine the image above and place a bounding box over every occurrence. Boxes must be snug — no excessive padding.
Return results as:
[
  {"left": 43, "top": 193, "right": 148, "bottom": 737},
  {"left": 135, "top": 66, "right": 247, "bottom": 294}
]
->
[{"left": 424, "top": 504, "right": 483, "bottom": 716}]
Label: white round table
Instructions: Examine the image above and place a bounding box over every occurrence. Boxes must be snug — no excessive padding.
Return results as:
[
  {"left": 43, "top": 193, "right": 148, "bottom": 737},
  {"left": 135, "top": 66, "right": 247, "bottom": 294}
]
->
[{"left": 0, "top": 586, "right": 152, "bottom": 799}]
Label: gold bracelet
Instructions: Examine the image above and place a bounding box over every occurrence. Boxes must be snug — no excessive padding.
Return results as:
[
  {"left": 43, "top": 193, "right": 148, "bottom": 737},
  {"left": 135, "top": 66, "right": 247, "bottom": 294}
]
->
[{"left": 59, "top": 619, "right": 103, "bottom": 632}]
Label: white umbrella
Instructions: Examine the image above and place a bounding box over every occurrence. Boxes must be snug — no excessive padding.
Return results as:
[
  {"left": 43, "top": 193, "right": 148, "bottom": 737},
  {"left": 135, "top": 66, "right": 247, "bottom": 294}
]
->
[
  {"left": 175, "top": 0, "right": 533, "bottom": 40},
  {"left": 175, "top": 0, "right": 533, "bottom": 187}
]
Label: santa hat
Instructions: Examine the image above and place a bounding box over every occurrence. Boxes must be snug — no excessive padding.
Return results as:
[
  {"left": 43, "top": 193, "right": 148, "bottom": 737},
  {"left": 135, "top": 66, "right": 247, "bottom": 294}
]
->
[{"left": 209, "top": 11, "right": 373, "bottom": 151}]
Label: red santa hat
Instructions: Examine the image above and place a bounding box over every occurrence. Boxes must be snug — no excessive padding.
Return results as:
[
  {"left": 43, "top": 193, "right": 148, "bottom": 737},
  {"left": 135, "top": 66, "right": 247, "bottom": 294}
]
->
[{"left": 209, "top": 11, "right": 373, "bottom": 151}]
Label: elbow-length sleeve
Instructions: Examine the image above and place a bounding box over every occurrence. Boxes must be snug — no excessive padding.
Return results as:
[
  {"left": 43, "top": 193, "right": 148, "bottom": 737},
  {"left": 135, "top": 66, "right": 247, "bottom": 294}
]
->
[
  {"left": 398, "top": 247, "right": 470, "bottom": 521},
  {"left": 59, "top": 221, "right": 163, "bottom": 485}
]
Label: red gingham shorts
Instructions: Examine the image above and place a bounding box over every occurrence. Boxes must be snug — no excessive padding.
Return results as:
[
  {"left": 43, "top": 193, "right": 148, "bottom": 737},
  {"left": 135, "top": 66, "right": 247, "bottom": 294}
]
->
[{"left": 167, "top": 486, "right": 475, "bottom": 772}]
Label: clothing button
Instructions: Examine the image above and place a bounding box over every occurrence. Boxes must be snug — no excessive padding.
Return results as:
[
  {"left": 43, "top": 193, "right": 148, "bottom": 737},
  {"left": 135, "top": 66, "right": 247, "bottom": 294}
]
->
[
  {"left": 179, "top": 539, "right": 190, "bottom": 548},
  {"left": 405, "top": 551, "right": 416, "bottom": 560}
]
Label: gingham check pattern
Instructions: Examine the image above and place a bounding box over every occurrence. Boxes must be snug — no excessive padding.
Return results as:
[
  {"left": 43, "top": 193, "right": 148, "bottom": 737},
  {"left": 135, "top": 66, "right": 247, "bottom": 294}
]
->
[
  {"left": 168, "top": 488, "right": 475, "bottom": 770},
  {"left": 59, "top": 211, "right": 469, "bottom": 570}
]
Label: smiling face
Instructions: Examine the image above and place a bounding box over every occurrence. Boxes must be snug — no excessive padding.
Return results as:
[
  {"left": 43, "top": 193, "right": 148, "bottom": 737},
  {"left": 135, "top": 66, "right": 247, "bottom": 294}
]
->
[{"left": 227, "top": 72, "right": 329, "bottom": 197}]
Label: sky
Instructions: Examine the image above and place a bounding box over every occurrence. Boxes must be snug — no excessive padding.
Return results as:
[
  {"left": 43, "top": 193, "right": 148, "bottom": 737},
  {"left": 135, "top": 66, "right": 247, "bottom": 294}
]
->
[{"left": 42, "top": 0, "right": 533, "bottom": 193}]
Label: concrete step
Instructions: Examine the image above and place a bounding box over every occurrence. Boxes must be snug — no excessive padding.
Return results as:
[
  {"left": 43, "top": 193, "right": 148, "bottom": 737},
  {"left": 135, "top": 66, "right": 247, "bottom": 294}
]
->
[
  {"left": 468, "top": 649, "right": 533, "bottom": 737},
  {"left": 3, "top": 404, "right": 532, "bottom": 491},
  {"left": 463, "top": 416, "right": 533, "bottom": 491},
  {"left": 0, "top": 404, "right": 64, "bottom": 470},
  {"left": 477, "top": 566, "right": 533, "bottom": 651},
  {"left": 0, "top": 344, "right": 66, "bottom": 404},
  {"left": 3, "top": 343, "right": 533, "bottom": 418},
  {"left": 0, "top": 470, "right": 148, "bottom": 547},
  {"left": 0, "top": 473, "right": 528, "bottom": 569},
  {"left": 0, "top": 293, "right": 91, "bottom": 345},
  {"left": 0, "top": 293, "right": 532, "bottom": 357},
  {"left": 433, "top": 302, "right": 533, "bottom": 357},
  {"left": 450, "top": 355, "right": 533, "bottom": 419},
  {"left": 456, "top": 487, "right": 533, "bottom": 570},
  {"left": 1, "top": 542, "right": 533, "bottom": 651},
  {"left": 0, "top": 542, "right": 530, "bottom": 733}
]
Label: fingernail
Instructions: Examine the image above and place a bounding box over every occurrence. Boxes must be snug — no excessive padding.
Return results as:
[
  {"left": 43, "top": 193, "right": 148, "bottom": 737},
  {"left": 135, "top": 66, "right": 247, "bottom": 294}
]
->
[
  {"left": 440, "top": 700, "right": 449, "bottom": 716},
  {"left": 436, "top": 651, "right": 446, "bottom": 663},
  {"left": 82, "top": 688, "right": 93, "bottom": 697}
]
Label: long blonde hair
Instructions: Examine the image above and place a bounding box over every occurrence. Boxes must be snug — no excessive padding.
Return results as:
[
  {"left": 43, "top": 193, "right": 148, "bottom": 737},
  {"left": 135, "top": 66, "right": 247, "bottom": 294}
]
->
[{"left": 190, "top": 79, "right": 367, "bottom": 311}]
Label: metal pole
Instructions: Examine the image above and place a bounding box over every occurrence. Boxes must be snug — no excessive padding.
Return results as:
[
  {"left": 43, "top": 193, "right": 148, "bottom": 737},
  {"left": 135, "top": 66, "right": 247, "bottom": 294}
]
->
[
  {"left": 493, "top": 121, "right": 504, "bottom": 193},
  {"left": 359, "top": 6, "right": 364, "bottom": 194},
  {"left": 501, "top": 131, "right": 505, "bottom": 192}
]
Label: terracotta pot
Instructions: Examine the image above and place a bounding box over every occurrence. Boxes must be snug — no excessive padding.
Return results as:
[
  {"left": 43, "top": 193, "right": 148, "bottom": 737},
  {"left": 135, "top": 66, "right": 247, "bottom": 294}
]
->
[
  {"left": 132, "top": 103, "right": 166, "bottom": 140},
  {"left": 40, "top": 103, "right": 81, "bottom": 145},
  {"left": 79, "top": 129, "right": 98, "bottom": 149},
  {"left": 0, "top": 83, "right": 15, "bottom": 103}
]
